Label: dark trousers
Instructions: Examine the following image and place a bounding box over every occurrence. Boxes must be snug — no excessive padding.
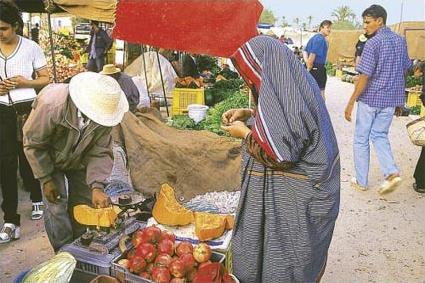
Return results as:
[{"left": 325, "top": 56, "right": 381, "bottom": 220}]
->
[
  {"left": 0, "top": 106, "right": 20, "bottom": 226},
  {"left": 18, "top": 141, "right": 42, "bottom": 202},
  {"left": 414, "top": 147, "right": 425, "bottom": 189},
  {"left": 86, "top": 55, "right": 105, "bottom": 72},
  {"left": 0, "top": 156, "right": 19, "bottom": 226}
]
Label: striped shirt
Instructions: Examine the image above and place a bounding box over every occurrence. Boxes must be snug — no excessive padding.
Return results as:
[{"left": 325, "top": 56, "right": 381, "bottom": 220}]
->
[
  {"left": 0, "top": 36, "right": 47, "bottom": 105},
  {"left": 356, "top": 27, "right": 412, "bottom": 108}
]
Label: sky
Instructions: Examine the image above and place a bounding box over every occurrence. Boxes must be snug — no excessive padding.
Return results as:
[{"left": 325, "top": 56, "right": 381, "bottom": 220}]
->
[{"left": 260, "top": 0, "right": 425, "bottom": 26}]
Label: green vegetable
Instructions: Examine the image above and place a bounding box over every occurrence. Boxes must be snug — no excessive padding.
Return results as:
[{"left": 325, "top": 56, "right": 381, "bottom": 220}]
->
[
  {"left": 170, "top": 91, "right": 249, "bottom": 136},
  {"left": 22, "top": 252, "right": 76, "bottom": 283},
  {"left": 406, "top": 75, "right": 422, "bottom": 88},
  {"left": 204, "top": 79, "right": 244, "bottom": 106},
  {"left": 410, "top": 105, "right": 421, "bottom": 115},
  {"left": 325, "top": 62, "right": 336, "bottom": 76}
]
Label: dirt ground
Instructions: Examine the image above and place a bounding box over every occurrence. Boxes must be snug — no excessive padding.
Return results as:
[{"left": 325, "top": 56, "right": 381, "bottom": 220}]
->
[{"left": 0, "top": 77, "right": 424, "bottom": 282}]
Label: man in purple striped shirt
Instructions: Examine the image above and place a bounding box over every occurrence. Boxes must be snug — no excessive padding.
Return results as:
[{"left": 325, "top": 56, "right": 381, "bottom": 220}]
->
[{"left": 344, "top": 5, "right": 412, "bottom": 194}]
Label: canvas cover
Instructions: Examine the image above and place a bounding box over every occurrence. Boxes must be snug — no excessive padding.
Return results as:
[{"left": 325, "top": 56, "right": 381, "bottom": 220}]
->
[
  {"left": 112, "top": 108, "right": 241, "bottom": 201},
  {"left": 113, "top": 0, "right": 263, "bottom": 57},
  {"left": 327, "top": 21, "right": 425, "bottom": 64},
  {"left": 53, "top": 0, "right": 116, "bottom": 23}
]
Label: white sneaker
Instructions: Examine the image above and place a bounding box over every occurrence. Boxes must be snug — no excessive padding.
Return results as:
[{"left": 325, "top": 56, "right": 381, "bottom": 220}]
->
[
  {"left": 350, "top": 177, "right": 368, "bottom": 191},
  {"left": 0, "top": 223, "right": 21, "bottom": 243},
  {"left": 31, "top": 202, "right": 44, "bottom": 220},
  {"left": 378, "top": 175, "right": 402, "bottom": 195}
]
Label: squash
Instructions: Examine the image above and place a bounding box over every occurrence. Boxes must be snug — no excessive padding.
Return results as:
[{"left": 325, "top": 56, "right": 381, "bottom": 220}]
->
[
  {"left": 152, "top": 183, "right": 194, "bottom": 226},
  {"left": 73, "top": 205, "right": 121, "bottom": 228},
  {"left": 194, "top": 212, "right": 235, "bottom": 241}
]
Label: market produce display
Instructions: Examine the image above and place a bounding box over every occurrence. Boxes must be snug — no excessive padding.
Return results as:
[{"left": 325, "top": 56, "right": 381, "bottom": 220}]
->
[
  {"left": 39, "top": 30, "right": 86, "bottom": 82},
  {"left": 117, "top": 226, "right": 236, "bottom": 283},
  {"left": 152, "top": 184, "right": 235, "bottom": 241},
  {"left": 171, "top": 90, "right": 249, "bottom": 135}
]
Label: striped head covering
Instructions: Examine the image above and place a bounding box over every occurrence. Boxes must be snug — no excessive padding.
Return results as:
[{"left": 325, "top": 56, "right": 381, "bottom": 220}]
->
[{"left": 231, "top": 35, "right": 338, "bottom": 180}]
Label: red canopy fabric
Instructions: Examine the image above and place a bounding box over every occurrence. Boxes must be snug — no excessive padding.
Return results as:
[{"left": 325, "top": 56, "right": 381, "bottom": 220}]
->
[{"left": 113, "top": 0, "right": 263, "bottom": 58}]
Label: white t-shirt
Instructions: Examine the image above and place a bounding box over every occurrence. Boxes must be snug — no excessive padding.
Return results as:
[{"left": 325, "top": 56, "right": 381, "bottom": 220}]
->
[{"left": 0, "top": 36, "right": 47, "bottom": 105}]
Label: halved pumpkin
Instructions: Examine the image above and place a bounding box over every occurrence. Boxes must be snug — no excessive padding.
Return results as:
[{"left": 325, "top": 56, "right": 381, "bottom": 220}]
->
[{"left": 152, "top": 183, "right": 194, "bottom": 226}]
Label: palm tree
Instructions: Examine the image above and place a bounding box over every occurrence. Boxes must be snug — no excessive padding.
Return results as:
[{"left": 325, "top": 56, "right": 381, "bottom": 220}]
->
[
  {"left": 280, "top": 16, "right": 289, "bottom": 28},
  {"left": 307, "top": 15, "right": 313, "bottom": 29},
  {"left": 293, "top": 17, "right": 300, "bottom": 27},
  {"left": 331, "top": 5, "right": 356, "bottom": 22}
]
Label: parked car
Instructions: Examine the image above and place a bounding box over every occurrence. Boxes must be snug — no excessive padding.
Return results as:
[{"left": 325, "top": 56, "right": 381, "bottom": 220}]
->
[{"left": 74, "top": 23, "right": 91, "bottom": 41}]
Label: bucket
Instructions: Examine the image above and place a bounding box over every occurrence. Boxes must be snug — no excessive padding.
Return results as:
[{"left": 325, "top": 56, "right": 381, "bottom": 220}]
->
[{"left": 188, "top": 104, "right": 209, "bottom": 123}]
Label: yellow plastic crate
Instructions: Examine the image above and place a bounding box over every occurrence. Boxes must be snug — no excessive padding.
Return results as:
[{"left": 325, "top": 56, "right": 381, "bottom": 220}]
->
[
  {"left": 172, "top": 88, "right": 205, "bottom": 116},
  {"left": 421, "top": 104, "right": 425, "bottom": 117},
  {"left": 406, "top": 91, "right": 422, "bottom": 108}
]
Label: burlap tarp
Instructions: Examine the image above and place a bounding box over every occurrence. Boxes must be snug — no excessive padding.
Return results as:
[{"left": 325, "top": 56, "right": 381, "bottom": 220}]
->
[
  {"left": 112, "top": 108, "right": 241, "bottom": 201},
  {"left": 327, "top": 21, "right": 425, "bottom": 64},
  {"left": 53, "top": 0, "right": 116, "bottom": 23}
]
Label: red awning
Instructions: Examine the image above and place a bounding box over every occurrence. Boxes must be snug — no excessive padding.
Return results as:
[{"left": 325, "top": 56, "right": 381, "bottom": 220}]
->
[{"left": 113, "top": 0, "right": 263, "bottom": 57}]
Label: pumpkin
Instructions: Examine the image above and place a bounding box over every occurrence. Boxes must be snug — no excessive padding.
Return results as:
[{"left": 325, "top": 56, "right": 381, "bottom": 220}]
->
[
  {"left": 194, "top": 212, "right": 235, "bottom": 241},
  {"left": 73, "top": 205, "right": 120, "bottom": 228},
  {"left": 152, "top": 183, "right": 194, "bottom": 226}
]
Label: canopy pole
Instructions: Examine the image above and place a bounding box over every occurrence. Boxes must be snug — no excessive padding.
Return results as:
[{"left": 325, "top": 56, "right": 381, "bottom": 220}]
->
[
  {"left": 47, "top": 13, "right": 57, "bottom": 83},
  {"left": 156, "top": 51, "right": 169, "bottom": 117},
  {"left": 141, "top": 45, "right": 151, "bottom": 103}
]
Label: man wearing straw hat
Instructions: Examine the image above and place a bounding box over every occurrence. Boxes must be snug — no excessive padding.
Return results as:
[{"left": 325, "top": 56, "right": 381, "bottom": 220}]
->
[
  {"left": 22, "top": 72, "right": 129, "bottom": 251},
  {"left": 100, "top": 64, "right": 139, "bottom": 112}
]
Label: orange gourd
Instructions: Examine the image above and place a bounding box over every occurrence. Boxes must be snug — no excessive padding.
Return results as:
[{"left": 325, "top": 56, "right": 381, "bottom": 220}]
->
[{"left": 152, "top": 183, "right": 194, "bottom": 226}]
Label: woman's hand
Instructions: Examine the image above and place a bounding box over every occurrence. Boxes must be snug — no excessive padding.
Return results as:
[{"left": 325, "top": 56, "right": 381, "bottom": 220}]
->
[
  {"left": 0, "top": 82, "right": 8, "bottom": 96},
  {"left": 6, "top": 76, "right": 29, "bottom": 89},
  {"left": 221, "top": 121, "right": 251, "bottom": 139},
  {"left": 222, "top": 108, "right": 252, "bottom": 125}
]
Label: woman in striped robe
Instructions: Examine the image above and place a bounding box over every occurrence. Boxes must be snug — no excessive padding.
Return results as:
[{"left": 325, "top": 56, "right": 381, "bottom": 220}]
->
[{"left": 222, "top": 35, "right": 340, "bottom": 282}]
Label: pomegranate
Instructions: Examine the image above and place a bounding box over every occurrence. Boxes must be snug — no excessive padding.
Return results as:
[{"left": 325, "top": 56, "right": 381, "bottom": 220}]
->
[
  {"left": 131, "top": 230, "right": 144, "bottom": 248},
  {"left": 151, "top": 266, "right": 171, "bottom": 283},
  {"left": 155, "top": 253, "right": 173, "bottom": 268},
  {"left": 139, "top": 271, "right": 152, "bottom": 280},
  {"left": 146, "top": 263, "right": 154, "bottom": 274},
  {"left": 193, "top": 243, "right": 212, "bottom": 263},
  {"left": 175, "top": 241, "right": 193, "bottom": 257},
  {"left": 128, "top": 256, "right": 146, "bottom": 274},
  {"left": 160, "top": 230, "right": 176, "bottom": 243},
  {"left": 157, "top": 239, "right": 175, "bottom": 256},
  {"left": 186, "top": 268, "right": 197, "bottom": 282},
  {"left": 169, "top": 259, "right": 186, "bottom": 278},
  {"left": 223, "top": 273, "right": 236, "bottom": 283},
  {"left": 143, "top": 225, "right": 162, "bottom": 244},
  {"left": 179, "top": 253, "right": 196, "bottom": 271},
  {"left": 198, "top": 260, "right": 212, "bottom": 270},
  {"left": 127, "top": 248, "right": 137, "bottom": 261},
  {"left": 136, "top": 243, "right": 157, "bottom": 263},
  {"left": 117, "top": 258, "right": 129, "bottom": 269}
]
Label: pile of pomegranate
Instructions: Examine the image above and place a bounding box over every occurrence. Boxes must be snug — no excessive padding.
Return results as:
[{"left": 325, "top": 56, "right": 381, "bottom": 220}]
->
[{"left": 117, "top": 225, "right": 236, "bottom": 283}]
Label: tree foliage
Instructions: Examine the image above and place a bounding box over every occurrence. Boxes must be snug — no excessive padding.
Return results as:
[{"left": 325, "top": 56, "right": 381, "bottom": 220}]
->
[
  {"left": 260, "top": 9, "right": 277, "bottom": 25},
  {"left": 331, "top": 5, "right": 356, "bottom": 22}
]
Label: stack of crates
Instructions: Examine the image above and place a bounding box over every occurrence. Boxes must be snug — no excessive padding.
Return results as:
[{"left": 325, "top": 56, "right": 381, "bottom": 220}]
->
[
  {"left": 171, "top": 88, "right": 205, "bottom": 116},
  {"left": 406, "top": 90, "right": 422, "bottom": 108}
]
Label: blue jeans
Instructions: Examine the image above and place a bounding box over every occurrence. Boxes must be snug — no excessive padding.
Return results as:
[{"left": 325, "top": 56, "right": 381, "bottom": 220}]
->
[{"left": 353, "top": 101, "right": 399, "bottom": 187}]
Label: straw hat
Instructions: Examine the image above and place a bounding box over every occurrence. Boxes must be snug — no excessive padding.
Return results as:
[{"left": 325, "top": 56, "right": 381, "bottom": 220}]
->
[
  {"left": 100, "top": 64, "right": 121, "bottom": 75},
  {"left": 69, "top": 72, "right": 129, "bottom": 127}
]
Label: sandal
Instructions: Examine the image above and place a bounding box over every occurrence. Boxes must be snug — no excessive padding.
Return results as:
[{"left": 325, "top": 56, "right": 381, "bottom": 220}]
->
[
  {"left": 31, "top": 202, "right": 44, "bottom": 220},
  {"left": 0, "top": 223, "right": 21, "bottom": 243},
  {"left": 413, "top": 183, "right": 425, "bottom": 193}
]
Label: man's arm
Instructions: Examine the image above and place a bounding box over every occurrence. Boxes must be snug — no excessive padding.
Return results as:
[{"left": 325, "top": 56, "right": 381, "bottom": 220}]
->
[
  {"left": 82, "top": 129, "right": 114, "bottom": 191},
  {"left": 344, "top": 74, "right": 369, "bottom": 121},
  {"left": 306, "top": 53, "right": 316, "bottom": 71},
  {"left": 23, "top": 92, "right": 56, "bottom": 185}
]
